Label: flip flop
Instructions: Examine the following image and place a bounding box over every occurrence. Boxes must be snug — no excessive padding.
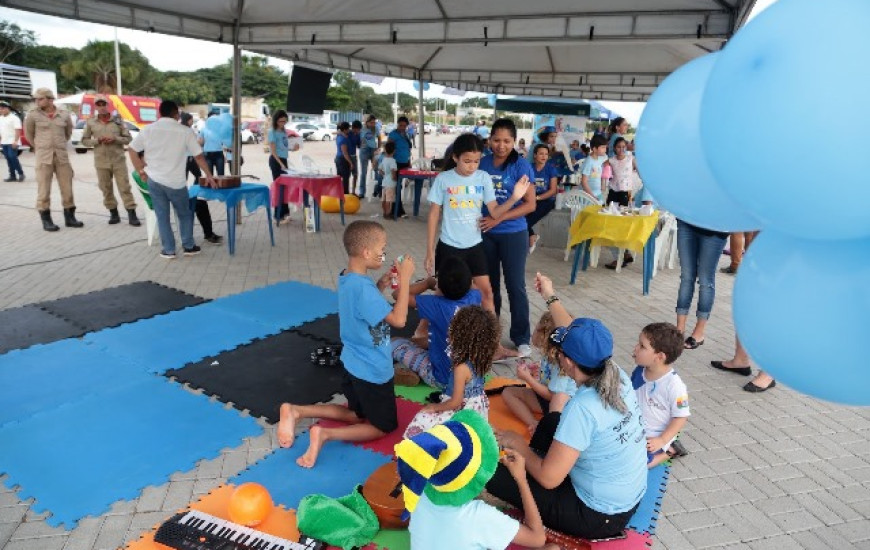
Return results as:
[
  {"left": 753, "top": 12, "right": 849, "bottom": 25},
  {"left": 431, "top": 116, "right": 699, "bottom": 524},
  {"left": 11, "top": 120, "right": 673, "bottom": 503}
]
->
[{"left": 684, "top": 336, "right": 705, "bottom": 349}]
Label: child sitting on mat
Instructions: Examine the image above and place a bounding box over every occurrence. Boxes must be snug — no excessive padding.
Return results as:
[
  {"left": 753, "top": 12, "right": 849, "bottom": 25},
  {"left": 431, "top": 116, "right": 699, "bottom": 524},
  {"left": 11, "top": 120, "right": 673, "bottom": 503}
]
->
[
  {"left": 277, "top": 220, "right": 415, "bottom": 468},
  {"left": 402, "top": 305, "right": 498, "bottom": 438},
  {"left": 391, "top": 256, "right": 481, "bottom": 391},
  {"left": 397, "top": 410, "right": 547, "bottom": 550},
  {"left": 502, "top": 312, "right": 579, "bottom": 436},
  {"left": 630, "top": 322, "right": 690, "bottom": 468}
]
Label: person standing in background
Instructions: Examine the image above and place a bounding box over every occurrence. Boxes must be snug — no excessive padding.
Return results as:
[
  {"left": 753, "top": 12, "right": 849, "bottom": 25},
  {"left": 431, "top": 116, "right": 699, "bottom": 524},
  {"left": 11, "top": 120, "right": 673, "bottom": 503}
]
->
[
  {"left": 387, "top": 116, "right": 414, "bottom": 217},
  {"left": 25, "top": 87, "right": 82, "bottom": 232},
  {"left": 0, "top": 101, "right": 25, "bottom": 182},
  {"left": 81, "top": 94, "right": 140, "bottom": 226},
  {"left": 357, "top": 115, "right": 381, "bottom": 199},
  {"left": 180, "top": 112, "right": 222, "bottom": 244},
  {"left": 201, "top": 111, "right": 226, "bottom": 176}
]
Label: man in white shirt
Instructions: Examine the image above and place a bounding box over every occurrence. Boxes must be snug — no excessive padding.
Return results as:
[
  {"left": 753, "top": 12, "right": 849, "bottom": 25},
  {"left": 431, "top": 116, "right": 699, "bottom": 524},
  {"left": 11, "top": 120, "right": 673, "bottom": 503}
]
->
[
  {"left": 128, "top": 100, "right": 215, "bottom": 259},
  {"left": 0, "top": 101, "right": 24, "bottom": 182}
]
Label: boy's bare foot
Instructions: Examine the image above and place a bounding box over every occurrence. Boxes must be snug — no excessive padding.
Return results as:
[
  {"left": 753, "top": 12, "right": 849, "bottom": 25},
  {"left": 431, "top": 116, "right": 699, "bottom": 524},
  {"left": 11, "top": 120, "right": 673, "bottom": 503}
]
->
[
  {"left": 277, "top": 403, "right": 299, "bottom": 448},
  {"left": 296, "top": 425, "right": 326, "bottom": 468}
]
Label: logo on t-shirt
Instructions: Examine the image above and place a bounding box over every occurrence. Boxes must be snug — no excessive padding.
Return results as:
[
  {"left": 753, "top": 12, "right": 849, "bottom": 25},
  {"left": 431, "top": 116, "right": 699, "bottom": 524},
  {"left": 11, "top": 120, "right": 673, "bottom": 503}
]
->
[
  {"left": 676, "top": 395, "right": 689, "bottom": 409},
  {"left": 369, "top": 320, "right": 391, "bottom": 347}
]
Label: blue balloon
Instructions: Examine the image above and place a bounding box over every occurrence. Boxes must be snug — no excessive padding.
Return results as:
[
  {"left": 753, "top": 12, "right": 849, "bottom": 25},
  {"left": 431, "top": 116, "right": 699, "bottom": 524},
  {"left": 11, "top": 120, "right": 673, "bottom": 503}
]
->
[
  {"left": 635, "top": 53, "right": 761, "bottom": 232},
  {"left": 701, "top": 0, "right": 870, "bottom": 240},
  {"left": 204, "top": 115, "right": 222, "bottom": 135},
  {"left": 734, "top": 231, "right": 870, "bottom": 406}
]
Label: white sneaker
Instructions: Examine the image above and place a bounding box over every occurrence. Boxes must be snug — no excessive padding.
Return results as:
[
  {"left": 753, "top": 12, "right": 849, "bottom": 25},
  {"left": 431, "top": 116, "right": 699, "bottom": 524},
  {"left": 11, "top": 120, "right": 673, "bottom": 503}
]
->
[{"left": 517, "top": 344, "right": 532, "bottom": 358}]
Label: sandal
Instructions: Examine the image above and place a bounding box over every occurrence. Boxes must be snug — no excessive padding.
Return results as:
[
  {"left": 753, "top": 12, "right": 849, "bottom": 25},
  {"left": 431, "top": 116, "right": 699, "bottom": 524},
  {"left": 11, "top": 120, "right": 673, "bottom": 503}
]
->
[
  {"left": 667, "top": 440, "right": 689, "bottom": 458},
  {"left": 710, "top": 360, "right": 751, "bottom": 376},
  {"left": 720, "top": 265, "right": 738, "bottom": 275},
  {"left": 743, "top": 379, "right": 776, "bottom": 393},
  {"left": 684, "top": 336, "right": 705, "bottom": 349}
]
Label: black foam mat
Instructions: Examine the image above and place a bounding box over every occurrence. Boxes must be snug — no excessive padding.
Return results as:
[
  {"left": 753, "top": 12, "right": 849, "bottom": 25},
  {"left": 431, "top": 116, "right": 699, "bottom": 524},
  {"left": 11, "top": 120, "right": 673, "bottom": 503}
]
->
[
  {"left": 0, "top": 305, "right": 85, "bottom": 354},
  {"left": 165, "top": 330, "right": 346, "bottom": 423},
  {"left": 38, "top": 281, "right": 206, "bottom": 333},
  {"left": 292, "top": 308, "right": 421, "bottom": 343}
]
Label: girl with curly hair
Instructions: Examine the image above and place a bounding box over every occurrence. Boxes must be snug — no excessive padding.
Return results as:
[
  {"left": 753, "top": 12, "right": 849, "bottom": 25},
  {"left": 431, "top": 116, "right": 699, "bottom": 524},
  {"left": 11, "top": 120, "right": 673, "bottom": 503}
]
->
[{"left": 403, "top": 305, "right": 499, "bottom": 438}]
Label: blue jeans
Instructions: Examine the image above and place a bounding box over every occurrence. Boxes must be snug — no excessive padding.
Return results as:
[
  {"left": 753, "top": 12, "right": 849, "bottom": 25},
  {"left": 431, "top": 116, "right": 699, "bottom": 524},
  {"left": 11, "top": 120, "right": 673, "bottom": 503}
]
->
[
  {"left": 2, "top": 144, "right": 23, "bottom": 177},
  {"left": 148, "top": 179, "right": 195, "bottom": 254},
  {"left": 358, "top": 148, "right": 374, "bottom": 197},
  {"left": 483, "top": 230, "right": 531, "bottom": 346},
  {"left": 675, "top": 220, "right": 728, "bottom": 320},
  {"left": 205, "top": 151, "right": 225, "bottom": 176}
]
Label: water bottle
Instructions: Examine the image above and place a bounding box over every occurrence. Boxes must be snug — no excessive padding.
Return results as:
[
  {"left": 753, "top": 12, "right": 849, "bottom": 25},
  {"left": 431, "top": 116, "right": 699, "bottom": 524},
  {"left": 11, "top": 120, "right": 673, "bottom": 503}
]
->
[{"left": 390, "top": 255, "right": 404, "bottom": 289}]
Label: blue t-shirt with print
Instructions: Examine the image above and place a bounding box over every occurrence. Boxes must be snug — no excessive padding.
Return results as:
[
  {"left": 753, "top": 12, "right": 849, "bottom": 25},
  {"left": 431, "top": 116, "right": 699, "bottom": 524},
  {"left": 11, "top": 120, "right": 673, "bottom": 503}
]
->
[
  {"left": 338, "top": 272, "right": 393, "bottom": 384},
  {"left": 415, "top": 289, "right": 482, "bottom": 386},
  {"left": 428, "top": 170, "right": 496, "bottom": 249},
  {"left": 361, "top": 128, "right": 378, "bottom": 151},
  {"left": 335, "top": 133, "right": 351, "bottom": 160},
  {"left": 532, "top": 162, "right": 559, "bottom": 200},
  {"left": 554, "top": 368, "right": 647, "bottom": 514},
  {"left": 388, "top": 130, "right": 412, "bottom": 163},
  {"left": 268, "top": 128, "right": 289, "bottom": 158},
  {"left": 580, "top": 154, "right": 608, "bottom": 201},
  {"left": 479, "top": 155, "right": 535, "bottom": 234}
]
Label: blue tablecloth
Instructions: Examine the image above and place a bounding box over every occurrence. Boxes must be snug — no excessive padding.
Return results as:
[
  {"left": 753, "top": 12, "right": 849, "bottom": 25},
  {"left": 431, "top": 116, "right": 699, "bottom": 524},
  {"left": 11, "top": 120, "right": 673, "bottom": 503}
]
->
[{"left": 189, "top": 183, "right": 273, "bottom": 255}]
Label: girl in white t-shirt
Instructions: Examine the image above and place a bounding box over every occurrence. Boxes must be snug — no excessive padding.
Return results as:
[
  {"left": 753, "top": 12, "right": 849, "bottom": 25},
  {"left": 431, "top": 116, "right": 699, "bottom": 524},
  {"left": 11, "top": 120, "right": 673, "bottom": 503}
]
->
[{"left": 604, "top": 137, "right": 640, "bottom": 269}]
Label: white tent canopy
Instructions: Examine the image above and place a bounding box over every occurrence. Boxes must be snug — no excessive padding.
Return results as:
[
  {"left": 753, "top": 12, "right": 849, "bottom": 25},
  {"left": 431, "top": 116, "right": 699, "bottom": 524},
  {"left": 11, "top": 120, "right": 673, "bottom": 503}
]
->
[{"left": 8, "top": 0, "right": 756, "bottom": 101}]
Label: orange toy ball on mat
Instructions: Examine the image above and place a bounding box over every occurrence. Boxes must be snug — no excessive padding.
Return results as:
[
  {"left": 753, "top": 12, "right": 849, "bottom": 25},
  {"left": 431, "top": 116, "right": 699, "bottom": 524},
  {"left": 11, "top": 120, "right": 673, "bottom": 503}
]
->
[
  {"left": 227, "top": 483, "right": 274, "bottom": 527},
  {"left": 320, "top": 194, "right": 360, "bottom": 214}
]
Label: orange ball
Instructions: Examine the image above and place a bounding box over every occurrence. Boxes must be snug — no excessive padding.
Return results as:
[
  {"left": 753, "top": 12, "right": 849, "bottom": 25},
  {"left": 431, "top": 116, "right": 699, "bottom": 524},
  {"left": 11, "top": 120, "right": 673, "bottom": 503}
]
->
[
  {"left": 319, "top": 194, "right": 361, "bottom": 214},
  {"left": 227, "top": 482, "right": 274, "bottom": 527}
]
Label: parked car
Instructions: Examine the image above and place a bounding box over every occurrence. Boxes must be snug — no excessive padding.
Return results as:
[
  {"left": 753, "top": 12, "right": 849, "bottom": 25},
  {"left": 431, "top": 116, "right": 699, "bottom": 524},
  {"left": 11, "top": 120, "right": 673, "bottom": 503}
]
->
[
  {"left": 70, "top": 119, "right": 140, "bottom": 153},
  {"left": 286, "top": 122, "right": 334, "bottom": 141},
  {"left": 423, "top": 123, "right": 435, "bottom": 134},
  {"left": 241, "top": 120, "right": 265, "bottom": 143}
]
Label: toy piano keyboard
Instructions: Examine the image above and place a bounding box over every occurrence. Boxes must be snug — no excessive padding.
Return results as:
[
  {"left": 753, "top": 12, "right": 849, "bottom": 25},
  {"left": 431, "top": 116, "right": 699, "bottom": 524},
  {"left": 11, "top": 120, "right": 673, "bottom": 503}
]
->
[{"left": 154, "top": 509, "right": 324, "bottom": 550}]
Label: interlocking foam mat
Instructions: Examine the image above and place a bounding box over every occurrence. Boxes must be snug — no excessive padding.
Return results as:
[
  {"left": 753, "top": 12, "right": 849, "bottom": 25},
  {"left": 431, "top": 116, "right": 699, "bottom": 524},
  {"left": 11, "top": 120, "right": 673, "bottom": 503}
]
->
[
  {"left": 167, "top": 330, "right": 346, "bottom": 423},
  {"left": 125, "top": 484, "right": 301, "bottom": 550},
  {"left": 627, "top": 463, "right": 669, "bottom": 535},
  {"left": 231, "top": 433, "right": 391, "bottom": 510},
  {"left": 37, "top": 281, "right": 206, "bottom": 333},
  {"left": 0, "top": 376, "right": 262, "bottom": 528},
  {"left": 316, "top": 398, "right": 422, "bottom": 456},
  {"left": 0, "top": 305, "right": 84, "bottom": 354},
  {"left": 0, "top": 339, "right": 145, "bottom": 427},
  {"left": 292, "top": 309, "right": 421, "bottom": 344}
]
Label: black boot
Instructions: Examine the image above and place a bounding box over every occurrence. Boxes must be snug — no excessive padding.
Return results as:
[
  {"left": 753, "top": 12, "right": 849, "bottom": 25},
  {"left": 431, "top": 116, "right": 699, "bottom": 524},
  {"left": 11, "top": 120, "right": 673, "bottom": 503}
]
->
[
  {"left": 108, "top": 208, "right": 121, "bottom": 224},
  {"left": 64, "top": 207, "right": 84, "bottom": 228},
  {"left": 39, "top": 210, "right": 59, "bottom": 232},
  {"left": 127, "top": 209, "right": 141, "bottom": 226}
]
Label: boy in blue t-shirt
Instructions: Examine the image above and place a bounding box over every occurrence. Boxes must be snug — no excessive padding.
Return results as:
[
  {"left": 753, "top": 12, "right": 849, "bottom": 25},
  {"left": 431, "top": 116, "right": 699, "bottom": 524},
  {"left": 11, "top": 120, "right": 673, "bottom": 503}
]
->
[
  {"left": 391, "top": 256, "right": 482, "bottom": 390},
  {"left": 580, "top": 134, "right": 609, "bottom": 200},
  {"left": 277, "top": 221, "right": 415, "bottom": 468}
]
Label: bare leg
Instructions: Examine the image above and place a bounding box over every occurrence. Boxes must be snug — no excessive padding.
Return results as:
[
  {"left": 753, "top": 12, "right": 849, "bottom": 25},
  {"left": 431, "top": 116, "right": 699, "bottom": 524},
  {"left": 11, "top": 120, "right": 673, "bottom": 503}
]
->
[
  {"left": 721, "top": 335, "right": 751, "bottom": 369},
  {"left": 502, "top": 387, "right": 542, "bottom": 435},
  {"left": 277, "top": 403, "right": 362, "bottom": 448},
  {"left": 473, "top": 275, "right": 517, "bottom": 360},
  {"left": 747, "top": 370, "right": 775, "bottom": 388},
  {"left": 675, "top": 314, "right": 688, "bottom": 334},
  {"left": 296, "top": 422, "right": 386, "bottom": 468}
]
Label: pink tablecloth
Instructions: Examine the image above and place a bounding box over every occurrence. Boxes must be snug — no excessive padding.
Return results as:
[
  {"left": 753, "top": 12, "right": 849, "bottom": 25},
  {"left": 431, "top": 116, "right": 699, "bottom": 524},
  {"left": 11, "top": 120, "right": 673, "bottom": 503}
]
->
[
  {"left": 271, "top": 174, "right": 344, "bottom": 205},
  {"left": 398, "top": 169, "right": 439, "bottom": 179}
]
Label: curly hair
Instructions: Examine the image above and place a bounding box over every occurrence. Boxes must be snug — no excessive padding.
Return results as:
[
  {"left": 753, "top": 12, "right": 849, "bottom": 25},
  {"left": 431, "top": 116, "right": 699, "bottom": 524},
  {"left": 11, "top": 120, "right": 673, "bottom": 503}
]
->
[
  {"left": 532, "top": 312, "right": 557, "bottom": 362},
  {"left": 448, "top": 305, "right": 500, "bottom": 379}
]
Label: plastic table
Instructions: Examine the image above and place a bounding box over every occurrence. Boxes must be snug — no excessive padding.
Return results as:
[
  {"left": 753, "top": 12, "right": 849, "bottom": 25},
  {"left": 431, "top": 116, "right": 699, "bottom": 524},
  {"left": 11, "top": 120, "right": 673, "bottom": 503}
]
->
[
  {"left": 189, "top": 183, "right": 274, "bottom": 255},
  {"left": 396, "top": 169, "right": 439, "bottom": 218},
  {"left": 271, "top": 174, "right": 345, "bottom": 231}
]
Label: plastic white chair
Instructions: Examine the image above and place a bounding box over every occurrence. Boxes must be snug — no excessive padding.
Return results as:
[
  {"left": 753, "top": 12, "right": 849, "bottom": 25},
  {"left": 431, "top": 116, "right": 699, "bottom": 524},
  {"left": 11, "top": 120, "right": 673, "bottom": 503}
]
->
[
  {"left": 653, "top": 211, "right": 679, "bottom": 273},
  {"left": 563, "top": 190, "right": 601, "bottom": 262},
  {"left": 132, "top": 171, "right": 158, "bottom": 246}
]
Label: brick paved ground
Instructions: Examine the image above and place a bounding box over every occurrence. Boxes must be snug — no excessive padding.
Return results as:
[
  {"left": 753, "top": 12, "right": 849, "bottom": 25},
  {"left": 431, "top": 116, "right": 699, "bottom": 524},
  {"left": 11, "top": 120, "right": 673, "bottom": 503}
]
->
[{"left": 0, "top": 135, "right": 867, "bottom": 549}]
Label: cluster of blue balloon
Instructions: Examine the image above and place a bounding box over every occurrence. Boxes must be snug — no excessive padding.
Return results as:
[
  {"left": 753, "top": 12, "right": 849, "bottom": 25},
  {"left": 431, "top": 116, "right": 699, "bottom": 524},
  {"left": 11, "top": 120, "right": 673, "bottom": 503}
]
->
[
  {"left": 636, "top": 0, "right": 869, "bottom": 406},
  {"left": 204, "top": 112, "right": 236, "bottom": 144}
]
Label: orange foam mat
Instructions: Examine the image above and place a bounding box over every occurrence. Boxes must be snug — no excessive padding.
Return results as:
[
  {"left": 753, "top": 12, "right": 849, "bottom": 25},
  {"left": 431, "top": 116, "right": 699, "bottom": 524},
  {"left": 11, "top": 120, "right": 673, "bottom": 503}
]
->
[
  {"left": 485, "top": 377, "right": 542, "bottom": 443},
  {"left": 125, "top": 484, "right": 300, "bottom": 550}
]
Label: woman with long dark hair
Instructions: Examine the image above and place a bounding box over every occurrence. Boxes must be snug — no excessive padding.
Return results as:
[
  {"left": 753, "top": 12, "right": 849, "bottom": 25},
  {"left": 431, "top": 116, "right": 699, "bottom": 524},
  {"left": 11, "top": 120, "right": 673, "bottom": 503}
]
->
[
  {"left": 268, "top": 109, "right": 297, "bottom": 221},
  {"left": 479, "top": 119, "right": 537, "bottom": 356}
]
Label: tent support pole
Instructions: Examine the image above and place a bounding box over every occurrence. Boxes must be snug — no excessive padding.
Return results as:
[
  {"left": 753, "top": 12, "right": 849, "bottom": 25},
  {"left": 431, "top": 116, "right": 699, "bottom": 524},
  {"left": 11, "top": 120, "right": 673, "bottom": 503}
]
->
[
  {"left": 231, "top": 3, "right": 243, "bottom": 179},
  {"left": 418, "top": 76, "right": 426, "bottom": 159}
]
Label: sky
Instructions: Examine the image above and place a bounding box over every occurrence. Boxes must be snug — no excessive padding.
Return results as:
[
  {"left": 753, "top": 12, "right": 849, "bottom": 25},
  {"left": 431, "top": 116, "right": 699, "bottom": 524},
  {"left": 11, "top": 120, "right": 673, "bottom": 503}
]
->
[{"left": 1, "top": 0, "right": 777, "bottom": 125}]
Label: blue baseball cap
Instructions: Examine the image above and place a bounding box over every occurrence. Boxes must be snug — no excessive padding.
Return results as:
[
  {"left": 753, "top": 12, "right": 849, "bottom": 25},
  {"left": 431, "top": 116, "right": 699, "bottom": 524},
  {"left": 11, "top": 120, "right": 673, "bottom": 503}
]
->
[{"left": 549, "top": 318, "right": 613, "bottom": 370}]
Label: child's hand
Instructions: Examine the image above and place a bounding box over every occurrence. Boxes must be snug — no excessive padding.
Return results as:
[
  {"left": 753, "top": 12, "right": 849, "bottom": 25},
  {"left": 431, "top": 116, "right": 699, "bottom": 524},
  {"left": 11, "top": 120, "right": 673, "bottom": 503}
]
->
[
  {"left": 424, "top": 253, "right": 435, "bottom": 277},
  {"left": 534, "top": 272, "right": 554, "bottom": 299},
  {"left": 398, "top": 255, "right": 415, "bottom": 279},
  {"left": 511, "top": 175, "right": 531, "bottom": 200},
  {"left": 646, "top": 436, "right": 664, "bottom": 453},
  {"left": 420, "top": 403, "right": 440, "bottom": 414},
  {"left": 516, "top": 363, "right": 533, "bottom": 381},
  {"left": 501, "top": 448, "right": 526, "bottom": 480},
  {"left": 376, "top": 270, "right": 392, "bottom": 291}
]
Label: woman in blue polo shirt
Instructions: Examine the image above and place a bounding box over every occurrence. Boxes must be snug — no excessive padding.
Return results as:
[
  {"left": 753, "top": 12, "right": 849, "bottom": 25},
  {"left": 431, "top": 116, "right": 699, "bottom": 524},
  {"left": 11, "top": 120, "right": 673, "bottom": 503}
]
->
[
  {"left": 526, "top": 143, "right": 560, "bottom": 253},
  {"left": 335, "top": 121, "right": 354, "bottom": 194},
  {"left": 479, "top": 119, "right": 537, "bottom": 356},
  {"left": 387, "top": 116, "right": 414, "bottom": 217}
]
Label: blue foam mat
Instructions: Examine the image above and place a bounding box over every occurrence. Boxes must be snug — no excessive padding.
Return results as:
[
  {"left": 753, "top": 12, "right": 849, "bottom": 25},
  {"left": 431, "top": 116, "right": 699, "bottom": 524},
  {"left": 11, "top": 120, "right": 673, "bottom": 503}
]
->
[
  {"left": 231, "top": 433, "right": 391, "bottom": 510},
  {"left": 206, "top": 281, "right": 338, "bottom": 331},
  {"left": 0, "top": 339, "right": 145, "bottom": 427},
  {"left": 626, "top": 463, "right": 669, "bottom": 535},
  {"left": 0, "top": 376, "right": 262, "bottom": 528}
]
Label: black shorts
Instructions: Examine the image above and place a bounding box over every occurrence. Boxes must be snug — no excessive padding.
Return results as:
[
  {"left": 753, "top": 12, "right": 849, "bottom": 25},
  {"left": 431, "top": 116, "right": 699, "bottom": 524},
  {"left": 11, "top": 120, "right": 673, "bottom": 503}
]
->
[
  {"left": 435, "top": 240, "right": 488, "bottom": 278},
  {"left": 606, "top": 189, "right": 631, "bottom": 207},
  {"left": 342, "top": 371, "right": 398, "bottom": 433}
]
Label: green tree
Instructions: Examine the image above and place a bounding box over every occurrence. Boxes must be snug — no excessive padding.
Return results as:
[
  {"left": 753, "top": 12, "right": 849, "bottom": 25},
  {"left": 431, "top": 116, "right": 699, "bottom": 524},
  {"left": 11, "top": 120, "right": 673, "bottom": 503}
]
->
[
  {"left": 0, "top": 21, "right": 36, "bottom": 65},
  {"left": 20, "top": 45, "right": 84, "bottom": 93},
  {"left": 191, "top": 55, "right": 288, "bottom": 112},
  {"left": 461, "top": 97, "right": 491, "bottom": 109},
  {"left": 60, "top": 40, "right": 159, "bottom": 94},
  {"left": 158, "top": 75, "right": 214, "bottom": 105}
]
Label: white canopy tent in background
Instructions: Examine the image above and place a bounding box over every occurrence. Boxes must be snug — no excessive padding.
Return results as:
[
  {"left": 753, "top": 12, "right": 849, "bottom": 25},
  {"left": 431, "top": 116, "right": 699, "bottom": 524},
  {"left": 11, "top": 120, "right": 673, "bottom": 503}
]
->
[{"left": 6, "top": 0, "right": 756, "bottom": 166}]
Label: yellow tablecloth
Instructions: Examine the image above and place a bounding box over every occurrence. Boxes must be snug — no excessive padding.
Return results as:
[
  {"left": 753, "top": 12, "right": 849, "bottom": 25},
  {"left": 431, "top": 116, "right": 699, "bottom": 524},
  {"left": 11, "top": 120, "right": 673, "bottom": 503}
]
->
[{"left": 568, "top": 205, "right": 659, "bottom": 253}]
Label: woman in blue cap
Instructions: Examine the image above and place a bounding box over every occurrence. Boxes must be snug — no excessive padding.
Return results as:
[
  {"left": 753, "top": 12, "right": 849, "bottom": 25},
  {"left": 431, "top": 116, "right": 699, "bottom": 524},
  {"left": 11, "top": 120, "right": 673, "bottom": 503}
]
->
[{"left": 486, "top": 272, "right": 647, "bottom": 540}]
